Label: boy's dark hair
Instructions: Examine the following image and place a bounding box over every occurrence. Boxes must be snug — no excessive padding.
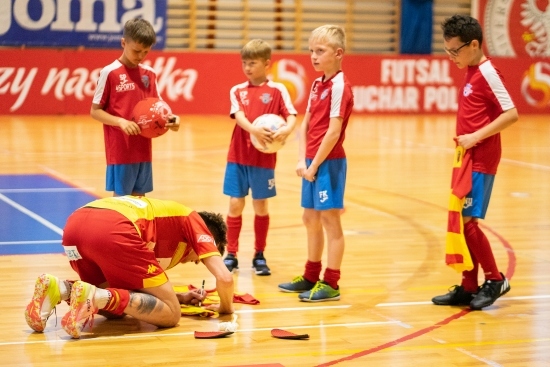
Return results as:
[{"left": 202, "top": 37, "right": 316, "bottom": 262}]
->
[
  {"left": 198, "top": 211, "right": 228, "bottom": 255},
  {"left": 123, "top": 18, "right": 156, "bottom": 47},
  {"left": 441, "top": 14, "right": 483, "bottom": 46}
]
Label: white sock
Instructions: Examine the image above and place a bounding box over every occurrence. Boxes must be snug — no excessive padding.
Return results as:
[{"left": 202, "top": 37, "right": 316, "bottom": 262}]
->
[
  {"left": 59, "top": 280, "right": 70, "bottom": 301},
  {"left": 94, "top": 288, "right": 111, "bottom": 309}
]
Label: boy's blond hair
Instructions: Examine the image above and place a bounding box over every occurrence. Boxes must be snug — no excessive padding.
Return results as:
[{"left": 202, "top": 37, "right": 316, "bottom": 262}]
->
[
  {"left": 241, "top": 39, "right": 272, "bottom": 60},
  {"left": 309, "top": 25, "right": 346, "bottom": 51}
]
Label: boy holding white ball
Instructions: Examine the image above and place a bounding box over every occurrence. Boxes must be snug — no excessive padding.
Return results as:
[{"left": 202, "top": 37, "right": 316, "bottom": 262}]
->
[{"left": 223, "top": 39, "right": 297, "bottom": 276}]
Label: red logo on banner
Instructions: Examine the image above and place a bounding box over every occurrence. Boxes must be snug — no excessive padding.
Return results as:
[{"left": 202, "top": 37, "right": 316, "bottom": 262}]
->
[{"left": 482, "top": 0, "right": 550, "bottom": 57}]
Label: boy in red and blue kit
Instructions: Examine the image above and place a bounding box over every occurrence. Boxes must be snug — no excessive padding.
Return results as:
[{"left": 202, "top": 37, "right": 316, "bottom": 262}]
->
[
  {"left": 278, "top": 25, "right": 354, "bottom": 302},
  {"left": 432, "top": 15, "right": 518, "bottom": 310},
  {"left": 91, "top": 18, "right": 180, "bottom": 196},
  {"left": 223, "top": 39, "right": 297, "bottom": 276}
]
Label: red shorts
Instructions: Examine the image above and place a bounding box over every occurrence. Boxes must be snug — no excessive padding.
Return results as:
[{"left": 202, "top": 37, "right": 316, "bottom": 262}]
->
[{"left": 62, "top": 207, "right": 167, "bottom": 289}]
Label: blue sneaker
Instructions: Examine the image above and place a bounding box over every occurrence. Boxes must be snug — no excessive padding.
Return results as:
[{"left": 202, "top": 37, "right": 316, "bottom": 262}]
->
[
  {"left": 278, "top": 275, "right": 316, "bottom": 293},
  {"left": 298, "top": 281, "right": 340, "bottom": 302},
  {"left": 223, "top": 254, "right": 239, "bottom": 273},
  {"left": 252, "top": 252, "right": 271, "bottom": 276}
]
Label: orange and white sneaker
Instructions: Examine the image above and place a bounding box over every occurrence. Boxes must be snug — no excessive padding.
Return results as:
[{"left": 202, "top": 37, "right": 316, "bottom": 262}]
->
[
  {"left": 61, "top": 281, "right": 98, "bottom": 338},
  {"left": 24, "top": 274, "right": 62, "bottom": 332}
]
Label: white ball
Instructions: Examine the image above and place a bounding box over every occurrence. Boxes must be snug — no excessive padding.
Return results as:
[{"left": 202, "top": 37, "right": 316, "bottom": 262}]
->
[{"left": 250, "top": 114, "right": 287, "bottom": 153}]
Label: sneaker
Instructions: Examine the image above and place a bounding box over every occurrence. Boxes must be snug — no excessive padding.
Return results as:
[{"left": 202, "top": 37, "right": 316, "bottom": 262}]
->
[
  {"left": 432, "top": 285, "right": 476, "bottom": 306},
  {"left": 470, "top": 273, "right": 510, "bottom": 310},
  {"left": 278, "top": 275, "right": 316, "bottom": 293},
  {"left": 24, "top": 274, "right": 62, "bottom": 332},
  {"left": 224, "top": 253, "right": 239, "bottom": 273},
  {"left": 61, "top": 281, "right": 98, "bottom": 338},
  {"left": 298, "top": 281, "right": 340, "bottom": 302},
  {"left": 252, "top": 252, "right": 271, "bottom": 276}
]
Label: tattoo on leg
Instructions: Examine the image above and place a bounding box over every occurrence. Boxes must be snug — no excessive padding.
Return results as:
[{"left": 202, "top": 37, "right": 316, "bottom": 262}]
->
[{"left": 130, "top": 292, "right": 160, "bottom": 315}]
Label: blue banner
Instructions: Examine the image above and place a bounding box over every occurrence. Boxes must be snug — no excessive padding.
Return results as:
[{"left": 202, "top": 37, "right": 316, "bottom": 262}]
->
[
  {"left": 400, "top": 0, "right": 433, "bottom": 54},
  {"left": 0, "top": 0, "right": 167, "bottom": 49}
]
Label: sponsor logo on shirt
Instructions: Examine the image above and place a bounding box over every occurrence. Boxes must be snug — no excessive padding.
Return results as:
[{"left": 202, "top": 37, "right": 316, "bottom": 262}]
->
[
  {"left": 239, "top": 90, "right": 249, "bottom": 106},
  {"left": 197, "top": 234, "right": 214, "bottom": 243},
  {"left": 463, "top": 83, "right": 473, "bottom": 97},
  {"left": 319, "top": 190, "right": 328, "bottom": 203},
  {"left": 147, "top": 264, "right": 158, "bottom": 274},
  {"left": 113, "top": 196, "right": 148, "bottom": 208},
  {"left": 116, "top": 74, "right": 136, "bottom": 92}
]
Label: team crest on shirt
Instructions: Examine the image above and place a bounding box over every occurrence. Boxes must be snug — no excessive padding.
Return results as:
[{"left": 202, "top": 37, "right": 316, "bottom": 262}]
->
[
  {"left": 463, "top": 83, "right": 473, "bottom": 97},
  {"left": 142, "top": 75, "right": 150, "bottom": 88},
  {"left": 320, "top": 89, "right": 329, "bottom": 100},
  {"left": 260, "top": 93, "right": 272, "bottom": 104}
]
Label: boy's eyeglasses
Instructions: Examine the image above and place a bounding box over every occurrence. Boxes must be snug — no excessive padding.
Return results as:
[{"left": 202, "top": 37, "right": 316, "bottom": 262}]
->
[{"left": 444, "top": 40, "right": 472, "bottom": 57}]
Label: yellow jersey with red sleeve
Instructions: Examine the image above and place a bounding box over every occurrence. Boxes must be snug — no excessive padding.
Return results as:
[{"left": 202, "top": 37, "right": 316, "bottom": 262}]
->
[{"left": 84, "top": 196, "right": 221, "bottom": 270}]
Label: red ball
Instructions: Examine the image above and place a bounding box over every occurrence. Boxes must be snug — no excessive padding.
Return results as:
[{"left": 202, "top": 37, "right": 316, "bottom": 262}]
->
[{"left": 131, "top": 97, "right": 172, "bottom": 138}]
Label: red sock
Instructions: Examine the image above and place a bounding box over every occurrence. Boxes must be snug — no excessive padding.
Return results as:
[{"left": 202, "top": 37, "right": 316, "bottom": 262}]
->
[
  {"left": 304, "top": 260, "right": 322, "bottom": 284},
  {"left": 226, "top": 215, "right": 242, "bottom": 255},
  {"left": 254, "top": 214, "right": 269, "bottom": 253},
  {"left": 464, "top": 221, "right": 503, "bottom": 281},
  {"left": 461, "top": 250, "right": 479, "bottom": 293},
  {"left": 323, "top": 268, "right": 341, "bottom": 290},
  {"left": 103, "top": 288, "right": 130, "bottom": 315}
]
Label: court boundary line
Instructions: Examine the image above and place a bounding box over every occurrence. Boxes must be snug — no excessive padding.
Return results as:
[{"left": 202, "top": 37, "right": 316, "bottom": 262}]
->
[{"left": 0, "top": 193, "right": 63, "bottom": 235}]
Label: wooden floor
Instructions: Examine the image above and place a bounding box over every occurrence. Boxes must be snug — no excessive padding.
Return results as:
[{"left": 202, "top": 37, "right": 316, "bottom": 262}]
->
[{"left": 1, "top": 114, "right": 549, "bottom": 366}]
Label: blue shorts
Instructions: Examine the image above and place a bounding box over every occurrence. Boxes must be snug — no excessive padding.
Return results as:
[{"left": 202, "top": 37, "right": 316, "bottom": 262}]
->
[
  {"left": 462, "top": 172, "right": 494, "bottom": 219},
  {"left": 106, "top": 162, "right": 153, "bottom": 196},
  {"left": 301, "top": 158, "right": 346, "bottom": 210},
  {"left": 223, "top": 163, "right": 276, "bottom": 200}
]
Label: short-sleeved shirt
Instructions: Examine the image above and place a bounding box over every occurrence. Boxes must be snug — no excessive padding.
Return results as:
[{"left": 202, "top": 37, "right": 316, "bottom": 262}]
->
[
  {"left": 84, "top": 196, "right": 220, "bottom": 270},
  {"left": 305, "top": 71, "right": 354, "bottom": 160},
  {"left": 93, "top": 60, "right": 160, "bottom": 165},
  {"left": 457, "top": 59, "right": 515, "bottom": 174},
  {"left": 227, "top": 80, "right": 297, "bottom": 169}
]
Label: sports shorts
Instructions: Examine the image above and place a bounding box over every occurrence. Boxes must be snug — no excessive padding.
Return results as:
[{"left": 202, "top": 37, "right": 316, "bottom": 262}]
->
[
  {"left": 62, "top": 207, "right": 167, "bottom": 290},
  {"left": 462, "top": 172, "right": 495, "bottom": 219},
  {"left": 223, "top": 162, "right": 276, "bottom": 200},
  {"left": 301, "top": 158, "right": 346, "bottom": 210},
  {"left": 106, "top": 162, "right": 153, "bottom": 196}
]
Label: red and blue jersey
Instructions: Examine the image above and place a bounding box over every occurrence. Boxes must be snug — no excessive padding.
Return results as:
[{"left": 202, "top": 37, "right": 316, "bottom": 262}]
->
[
  {"left": 227, "top": 80, "right": 297, "bottom": 169},
  {"left": 457, "top": 59, "right": 515, "bottom": 174},
  {"left": 93, "top": 60, "right": 160, "bottom": 165},
  {"left": 305, "top": 71, "right": 354, "bottom": 160}
]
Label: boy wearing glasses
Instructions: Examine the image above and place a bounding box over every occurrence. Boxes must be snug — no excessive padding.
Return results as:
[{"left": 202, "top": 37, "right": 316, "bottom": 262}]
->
[{"left": 432, "top": 15, "right": 518, "bottom": 310}]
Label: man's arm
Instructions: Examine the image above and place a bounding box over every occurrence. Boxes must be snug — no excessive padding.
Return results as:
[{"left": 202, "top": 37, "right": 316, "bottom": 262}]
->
[{"left": 201, "top": 255, "right": 234, "bottom": 314}]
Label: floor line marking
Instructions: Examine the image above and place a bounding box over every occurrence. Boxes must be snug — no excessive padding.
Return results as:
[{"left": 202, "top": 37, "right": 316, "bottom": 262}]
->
[
  {"left": 0, "top": 193, "right": 63, "bottom": 235},
  {"left": 0, "top": 321, "right": 401, "bottom": 346},
  {"left": 0, "top": 188, "right": 94, "bottom": 193},
  {"left": 0, "top": 240, "right": 62, "bottom": 246},
  {"left": 455, "top": 347, "right": 504, "bottom": 367},
  {"left": 235, "top": 305, "right": 351, "bottom": 314},
  {"left": 376, "top": 294, "right": 550, "bottom": 307}
]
